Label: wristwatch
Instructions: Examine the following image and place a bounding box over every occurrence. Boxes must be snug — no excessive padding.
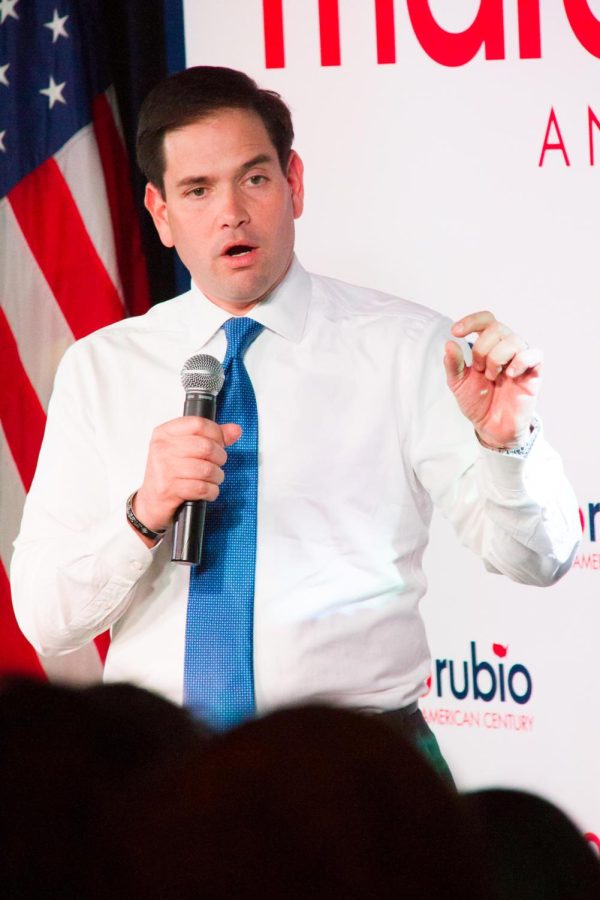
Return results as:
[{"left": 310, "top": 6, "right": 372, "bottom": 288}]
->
[{"left": 485, "top": 416, "right": 541, "bottom": 458}]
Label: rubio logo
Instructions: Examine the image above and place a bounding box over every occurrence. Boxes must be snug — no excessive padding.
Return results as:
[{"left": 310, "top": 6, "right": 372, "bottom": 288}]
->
[
  {"left": 574, "top": 505, "right": 600, "bottom": 569},
  {"left": 425, "top": 642, "right": 533, "bottom": 705},
  {"left": 586, "top": 833, "right": 600, "bottom": 857},
  {"left": 579, "top": 503, "right": 600, "bottom": 541}
]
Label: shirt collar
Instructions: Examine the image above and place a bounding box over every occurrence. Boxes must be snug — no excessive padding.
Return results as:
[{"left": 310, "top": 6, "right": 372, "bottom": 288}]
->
[
  {"left": 176, "top": 256, "right": 311, "bottom": 350},
  {"left": 249, "top": 256, "right": 310, "bottom": 343}
]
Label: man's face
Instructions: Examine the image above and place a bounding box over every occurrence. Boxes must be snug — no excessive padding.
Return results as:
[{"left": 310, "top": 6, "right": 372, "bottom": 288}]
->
[{"left": 145, "top": 108, "right": 304, "bottom": 314}]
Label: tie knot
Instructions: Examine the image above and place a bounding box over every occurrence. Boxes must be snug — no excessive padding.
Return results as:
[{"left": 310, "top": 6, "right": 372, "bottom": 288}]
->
[{"left": 222, "top": 318, "right": 264, "bottom": 364}]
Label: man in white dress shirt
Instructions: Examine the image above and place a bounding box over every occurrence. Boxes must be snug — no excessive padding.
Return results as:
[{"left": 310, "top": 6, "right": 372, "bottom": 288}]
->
[{"left": 11, "top": 67, "right": 580, "bottom": 776}]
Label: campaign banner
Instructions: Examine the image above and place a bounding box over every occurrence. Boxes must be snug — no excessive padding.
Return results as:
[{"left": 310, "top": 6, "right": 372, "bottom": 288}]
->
[{"left": 183, "top": 0, "right": 599, "bottom": 836}]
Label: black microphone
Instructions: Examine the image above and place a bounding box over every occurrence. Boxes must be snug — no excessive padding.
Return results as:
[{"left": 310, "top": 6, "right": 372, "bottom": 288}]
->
[{"left": 171, "top": 354, "right": 225, "bottom": 565}]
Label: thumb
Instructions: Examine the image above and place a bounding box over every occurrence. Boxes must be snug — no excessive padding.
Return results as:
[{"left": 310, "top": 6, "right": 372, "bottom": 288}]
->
[
  {"left": 444, "top": 340, "right": 467, "bottom": 391},
  {"left": 221, "top": 423, "right": 243, "bottom": 446}
]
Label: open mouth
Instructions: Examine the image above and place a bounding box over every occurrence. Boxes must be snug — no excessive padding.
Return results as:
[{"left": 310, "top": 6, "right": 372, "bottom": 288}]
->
[{"left": 224, "top": 244, "right": 256, "bottom": 257}]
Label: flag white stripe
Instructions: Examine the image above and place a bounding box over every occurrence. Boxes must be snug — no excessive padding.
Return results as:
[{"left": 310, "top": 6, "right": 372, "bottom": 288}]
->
[
  {"left": 54, "top": 124, "right": 125, "bottom": 305},
  {"left": 0, "top": 423, "right": 26, "bottom": 574},
  {"left": 0, "top": 197, "right": 74, "bottom": 412},
  {"left": 2, "top": 427, "right": 105, "bottom": 685}
]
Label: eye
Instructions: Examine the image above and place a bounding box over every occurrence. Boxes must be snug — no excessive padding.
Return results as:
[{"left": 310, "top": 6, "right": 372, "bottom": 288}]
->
[
  {"left": 188, "top": 186, "right": 206, "bottom": 198},
  {"left": 247, "top": 174, "right": 267, "bottom": 186}
]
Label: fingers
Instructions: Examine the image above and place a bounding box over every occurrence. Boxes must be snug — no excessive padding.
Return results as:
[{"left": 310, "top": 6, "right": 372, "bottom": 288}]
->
[
  {"left": 478, "top": 331, "right": 525, "bottom": 380},
  {"left": 443, "top": 340, "right": 466, "bottom": 390},
  {"left": 451, "top": 310, "right": 496, "bottom": 338},
  {"left": 451, "top": 312, "right": 540, "bottom": 383},
  {"left": 133, "top": 416, "right": 244, "bottom": 534},
  {"left": 221, "top": 422, "right": 243, "bottom": 446},
  {"left": 167, "top": 456, "right": 226, "bottom": 487},
  {"left": 158, "top": 415, "right": 240, "bottom": 446},
  {"left": 165, "top": 434, "right": 228, "bottom": 466},
  {"left": 505, "top": 346, "right": 543, "bottom": 378}
]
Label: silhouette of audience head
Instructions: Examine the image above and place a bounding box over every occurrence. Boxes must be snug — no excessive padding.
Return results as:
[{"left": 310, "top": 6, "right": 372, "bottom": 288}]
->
[
  {"left": 0, "top": 676, "right": 208, "bottom": 899},
  {"left": 125, "top": 704, "right": 492, "bottom": 898},
  {"left": 7, "top": 683, "right": 595, "bottom": 900},
  {"left": 465, "top": 787, "right": 600, "bottom": 900}
]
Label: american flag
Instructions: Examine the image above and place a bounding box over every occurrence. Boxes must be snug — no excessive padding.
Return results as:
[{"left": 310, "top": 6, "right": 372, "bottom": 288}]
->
[{"left": 0, "top": 0, "right": 149, "bottom": 679}]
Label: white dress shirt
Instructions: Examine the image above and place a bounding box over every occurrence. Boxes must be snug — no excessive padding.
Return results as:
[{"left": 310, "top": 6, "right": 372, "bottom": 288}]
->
[{"left": 11, "top": 259, "right": 580, "bottom": 711}]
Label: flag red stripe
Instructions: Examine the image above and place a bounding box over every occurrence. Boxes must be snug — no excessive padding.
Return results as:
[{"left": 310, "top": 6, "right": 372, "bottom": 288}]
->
[
  {"left": 0, "top": 308, "right": 47, "bottom": 491},
  {"left": 8, "top": 159, "right": 125, "bottom": 340},
  {"left": 319, "top": 0, "right": 341, "bottom": 66},
  {"left": 92, "top": 94, "right": 150, "bottom": 318},
  {"left": 263, "top": 0, "right": 285, "bottom": 68},
  {"left": 0, "top": 303, "right": 111, "bottom": 667},
  {"left": 93, "top": 631, "right": 111, "bottom": 664},
  {"left": 0, "top": 561, "right": 46, "bottom": 679}
]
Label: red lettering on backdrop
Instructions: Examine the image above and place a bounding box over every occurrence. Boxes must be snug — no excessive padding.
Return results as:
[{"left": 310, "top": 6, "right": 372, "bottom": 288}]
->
[
  {"left": 375, "top": 0, "right": 396, "bottom": 64},
  {"left": 406, "top": 0, "right": 505, "bottom": 67},
  {"left": 263, "top": 0, "right": 285, "bottom": 68},
  {"left": 262, "top": 0, "right": 599, "bottom": 68},
  {"left": 588, "top": 106, "right": 600, "bottom": 164},
  {"left": 538, "top": 108, "right": 571, "bottom": 166},
  {"left": 517, "top": 0, "right": 542, "bottom": 58},
  {"left": 563, "top": 0, "right": 600, "bottom": 58},
  {"left": 319, "top": 0, "right": 341, "bottom": 66}
]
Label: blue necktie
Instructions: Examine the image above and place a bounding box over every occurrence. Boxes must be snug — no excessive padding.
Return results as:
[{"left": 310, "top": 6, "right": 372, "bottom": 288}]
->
[{"left": 183, "top": 317, "right": 264, "bottom": 731}]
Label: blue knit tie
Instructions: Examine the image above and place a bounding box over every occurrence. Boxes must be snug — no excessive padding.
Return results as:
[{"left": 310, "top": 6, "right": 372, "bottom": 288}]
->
[{"left": 183, "top": 317, "right": 264, "bottom": 731}]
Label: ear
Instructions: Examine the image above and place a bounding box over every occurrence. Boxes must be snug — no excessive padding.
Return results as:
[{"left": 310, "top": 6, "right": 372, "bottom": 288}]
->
[
  {"left": 144, "top": 182, "right": 175, "bottom": 248},
  {"left": 286, "top": 150, "right": 304, "bottom": 219}
]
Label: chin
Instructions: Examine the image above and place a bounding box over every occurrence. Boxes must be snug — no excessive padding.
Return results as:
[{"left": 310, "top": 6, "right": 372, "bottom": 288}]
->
[{"left": 228, "top": 279, "right": 271, "bottom": 304}]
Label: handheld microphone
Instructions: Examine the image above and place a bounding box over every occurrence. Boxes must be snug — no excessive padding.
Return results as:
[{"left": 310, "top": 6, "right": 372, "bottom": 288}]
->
[{"left": 171, "top": 354, "right": 225, "bottom": 565}]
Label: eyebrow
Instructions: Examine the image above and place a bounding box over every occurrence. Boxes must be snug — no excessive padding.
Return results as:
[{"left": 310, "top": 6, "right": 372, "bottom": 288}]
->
[
  {"left": 239, "top": 153, "right": 273, "bottom": 172},
  {"left": 175, "top": 154, "right": 276, "bottom": 190}
]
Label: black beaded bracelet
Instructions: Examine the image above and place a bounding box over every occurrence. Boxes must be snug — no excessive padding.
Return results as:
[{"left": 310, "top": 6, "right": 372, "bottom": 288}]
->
[{"left": 126, "top": 492, "right": 166, "bottom": 542}]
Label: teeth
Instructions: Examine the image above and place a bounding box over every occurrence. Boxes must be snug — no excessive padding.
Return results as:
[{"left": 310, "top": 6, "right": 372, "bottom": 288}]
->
[{"left": 228, "top": 246, "right": 253, "bottom": 256}]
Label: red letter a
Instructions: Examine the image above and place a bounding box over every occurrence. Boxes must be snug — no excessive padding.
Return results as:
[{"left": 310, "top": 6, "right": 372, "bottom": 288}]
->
[
  {"left": 406, "top": 0, "right": 505, "bottom": 67},
  {"left": 538, "top": 108, "right": 570, "bottom": 167}
]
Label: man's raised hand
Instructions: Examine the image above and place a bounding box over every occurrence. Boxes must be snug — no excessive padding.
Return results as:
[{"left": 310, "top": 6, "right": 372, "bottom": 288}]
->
[{"left": 444, "top": 310, "right": 542, "bottom": 450}]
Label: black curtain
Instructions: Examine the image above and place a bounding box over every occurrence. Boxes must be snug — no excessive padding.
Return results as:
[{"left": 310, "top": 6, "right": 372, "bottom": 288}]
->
[{"left": 100, "top": 1, "right": 179, "bottom": 306}]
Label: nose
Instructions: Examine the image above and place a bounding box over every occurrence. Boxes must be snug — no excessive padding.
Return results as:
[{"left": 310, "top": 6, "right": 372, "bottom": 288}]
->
[{"left": 219, "top": 186, "right": 249, "bottom": 229}]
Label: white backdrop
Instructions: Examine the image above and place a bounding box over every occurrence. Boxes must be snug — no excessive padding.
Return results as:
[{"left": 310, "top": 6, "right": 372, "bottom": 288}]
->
[{"left": 183, "top": 0, "right": 599, "bottom": 839}]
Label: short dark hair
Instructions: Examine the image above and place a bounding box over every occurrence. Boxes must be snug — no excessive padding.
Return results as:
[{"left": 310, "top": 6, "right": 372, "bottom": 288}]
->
[{"left": 136, "top": 66, "right": 294, "bottom": 194}]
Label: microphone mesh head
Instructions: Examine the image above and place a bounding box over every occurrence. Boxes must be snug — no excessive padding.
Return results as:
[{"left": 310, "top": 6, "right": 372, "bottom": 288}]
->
[{"left": 180, "top": 354, "right": 225, "bottom": 396}]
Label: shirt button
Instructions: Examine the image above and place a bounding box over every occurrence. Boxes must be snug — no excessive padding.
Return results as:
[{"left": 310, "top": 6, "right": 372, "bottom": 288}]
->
[{"left": 130, "top": 560, "right": 143, "bottom": 573}]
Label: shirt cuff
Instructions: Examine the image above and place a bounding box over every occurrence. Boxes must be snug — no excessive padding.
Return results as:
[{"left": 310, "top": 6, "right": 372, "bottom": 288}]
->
[
  {"left": 481, "top": 416, "right": 541, "bottom": 459},
  {"left": 89, "top": 503, "right": 160, "bottom": 586},
  {"left": 476, "top": 418, "right": 545, "bottom": 493}
]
